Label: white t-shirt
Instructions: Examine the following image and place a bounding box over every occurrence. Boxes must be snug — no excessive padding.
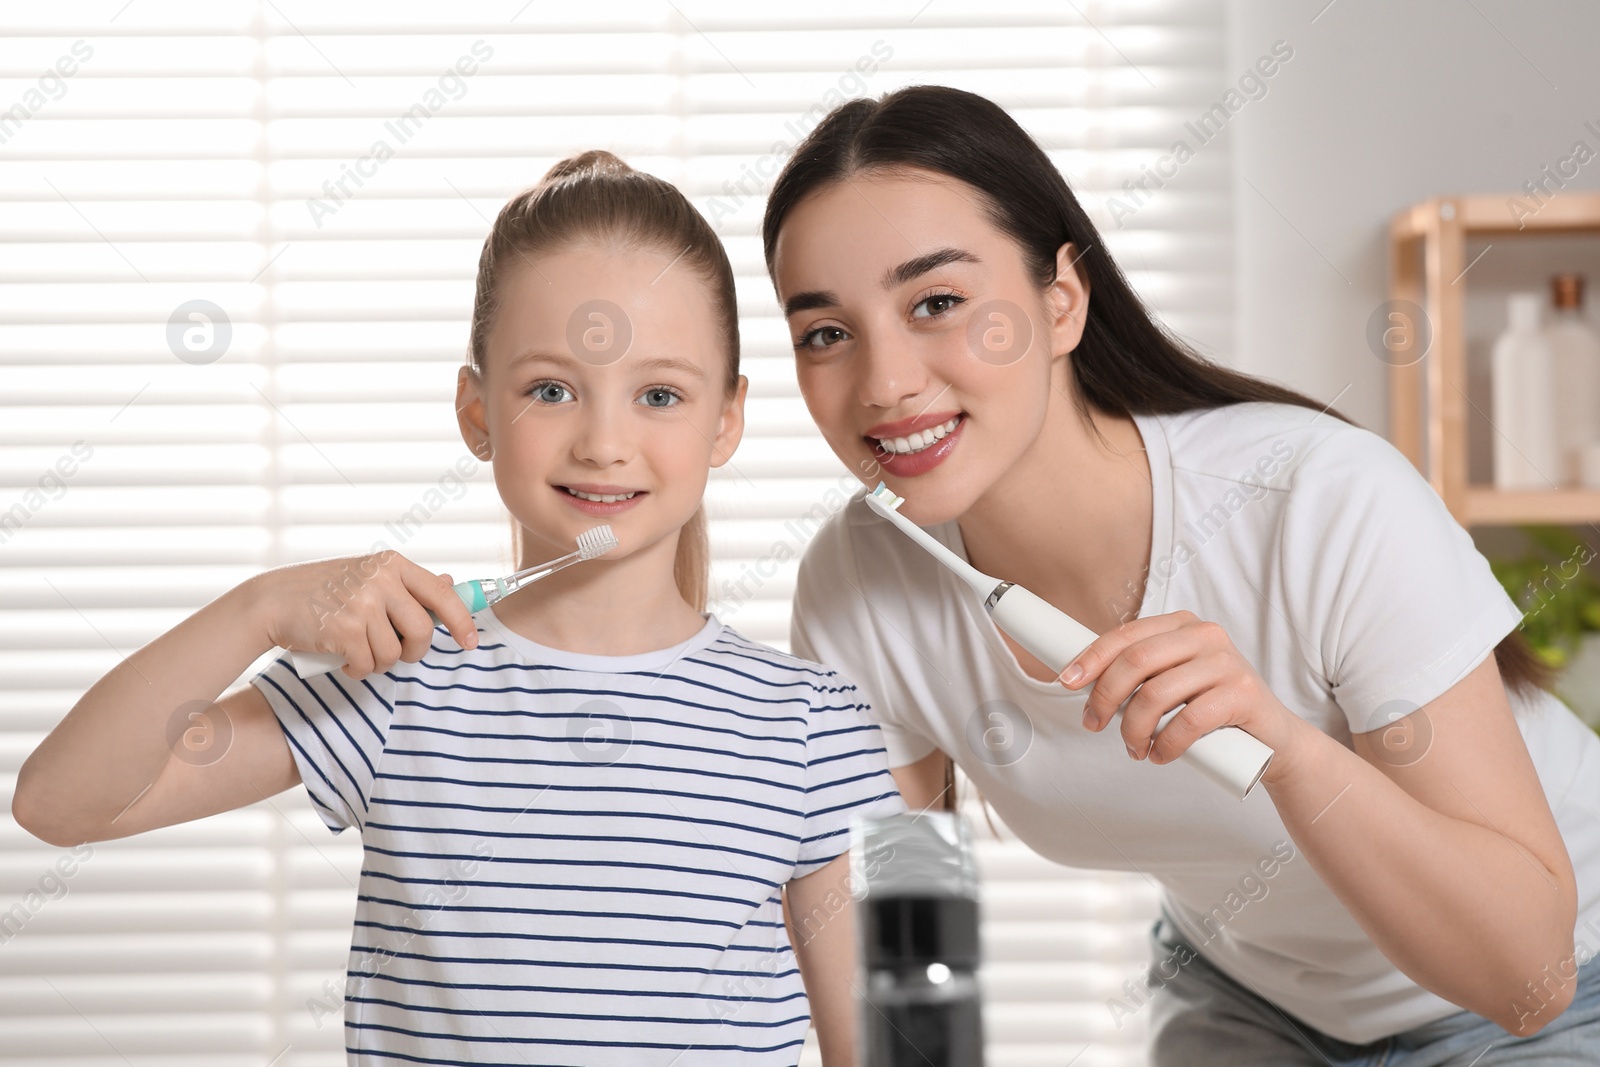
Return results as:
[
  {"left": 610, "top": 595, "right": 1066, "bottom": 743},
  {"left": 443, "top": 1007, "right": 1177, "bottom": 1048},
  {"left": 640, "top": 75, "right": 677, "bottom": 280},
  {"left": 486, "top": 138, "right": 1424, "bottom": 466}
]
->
[
  {"left": 252, "top": 607, "right": 905, "bottom": 1064},
  {"left": 790, "top": 400, "right": 1600, "bottom": 1044}
]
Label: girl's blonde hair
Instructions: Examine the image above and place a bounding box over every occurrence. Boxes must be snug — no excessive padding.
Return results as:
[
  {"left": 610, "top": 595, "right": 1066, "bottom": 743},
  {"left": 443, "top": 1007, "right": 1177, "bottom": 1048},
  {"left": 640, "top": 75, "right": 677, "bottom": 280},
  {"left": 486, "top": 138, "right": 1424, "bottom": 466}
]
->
[{"left": 467, "top": 150, "right": 741, "bottom": 611}]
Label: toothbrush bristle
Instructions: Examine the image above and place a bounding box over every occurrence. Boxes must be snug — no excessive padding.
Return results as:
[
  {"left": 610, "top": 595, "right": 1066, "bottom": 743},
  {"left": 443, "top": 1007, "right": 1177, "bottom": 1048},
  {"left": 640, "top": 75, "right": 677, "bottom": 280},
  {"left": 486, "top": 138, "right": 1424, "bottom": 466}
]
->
[
  {"left": 576, "top": 524, "right": 619, "bottom": 558},
  {"left": 869, "top": 481, "right": 905, "bottom": 510}
]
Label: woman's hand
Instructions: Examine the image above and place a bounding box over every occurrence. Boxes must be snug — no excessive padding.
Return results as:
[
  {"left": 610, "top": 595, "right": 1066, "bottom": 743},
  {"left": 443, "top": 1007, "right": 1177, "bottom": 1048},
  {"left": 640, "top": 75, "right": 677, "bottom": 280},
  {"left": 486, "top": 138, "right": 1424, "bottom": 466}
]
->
[
  {"left": 251, "top": 550, "right": 480, "bottom": 679},
  {"left": 1058, "top": 610, "right": 1311, "bottom": 778}
]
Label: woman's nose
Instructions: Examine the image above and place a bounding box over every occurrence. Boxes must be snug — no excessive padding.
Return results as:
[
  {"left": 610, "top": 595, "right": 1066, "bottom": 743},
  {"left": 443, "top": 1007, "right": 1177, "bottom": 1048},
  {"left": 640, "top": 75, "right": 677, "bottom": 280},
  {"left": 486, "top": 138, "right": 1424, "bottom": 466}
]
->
[{"left": 856, "top": 335, "right": 930, "bottom": 411}]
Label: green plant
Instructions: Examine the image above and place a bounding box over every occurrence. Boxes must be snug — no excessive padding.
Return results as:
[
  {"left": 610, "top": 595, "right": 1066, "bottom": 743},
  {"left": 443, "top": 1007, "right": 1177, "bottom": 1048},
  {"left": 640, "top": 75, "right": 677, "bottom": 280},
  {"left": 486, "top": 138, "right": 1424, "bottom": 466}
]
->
[{"left": 1488, "top": 525, "right": 1600, "bottom": 670}]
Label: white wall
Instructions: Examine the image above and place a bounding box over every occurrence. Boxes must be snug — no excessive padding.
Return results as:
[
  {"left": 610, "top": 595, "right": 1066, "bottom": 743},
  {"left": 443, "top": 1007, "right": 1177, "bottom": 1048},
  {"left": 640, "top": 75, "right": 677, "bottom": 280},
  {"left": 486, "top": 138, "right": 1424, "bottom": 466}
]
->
[{"left": 1227, "top": 0, "right": 1600, "bottom": 433}]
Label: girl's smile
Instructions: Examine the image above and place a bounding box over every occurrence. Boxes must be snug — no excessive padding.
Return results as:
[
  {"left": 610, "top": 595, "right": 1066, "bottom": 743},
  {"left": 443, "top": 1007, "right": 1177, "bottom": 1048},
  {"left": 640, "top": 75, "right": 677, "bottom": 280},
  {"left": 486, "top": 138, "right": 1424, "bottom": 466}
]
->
[{"left": 554, "top": 482, "right": 649, "bottom": 515}]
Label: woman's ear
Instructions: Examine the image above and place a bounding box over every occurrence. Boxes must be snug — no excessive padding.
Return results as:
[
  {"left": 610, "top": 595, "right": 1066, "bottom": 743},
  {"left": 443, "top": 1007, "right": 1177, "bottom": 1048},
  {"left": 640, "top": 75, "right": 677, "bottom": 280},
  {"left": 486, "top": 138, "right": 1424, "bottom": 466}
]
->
[
  {"left": 1045, "top": 241, "right": 1091, "bottom": 359},
  {"left": 710, "top": 374, "right": 749, "bottom": 468},
  {"left": 456, "top": 364, "right": 493, "bottom": 461}
]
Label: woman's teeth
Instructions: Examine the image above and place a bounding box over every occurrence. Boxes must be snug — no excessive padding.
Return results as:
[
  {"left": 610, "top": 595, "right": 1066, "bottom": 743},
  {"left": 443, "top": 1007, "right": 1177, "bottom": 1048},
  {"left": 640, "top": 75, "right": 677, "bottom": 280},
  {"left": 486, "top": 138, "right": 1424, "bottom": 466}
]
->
[
  {"left": 564, "top": 487, "right": 637, "bottom": 503},
  {"left": 873, "top": 415, "right": 961, "bottom": 456}
]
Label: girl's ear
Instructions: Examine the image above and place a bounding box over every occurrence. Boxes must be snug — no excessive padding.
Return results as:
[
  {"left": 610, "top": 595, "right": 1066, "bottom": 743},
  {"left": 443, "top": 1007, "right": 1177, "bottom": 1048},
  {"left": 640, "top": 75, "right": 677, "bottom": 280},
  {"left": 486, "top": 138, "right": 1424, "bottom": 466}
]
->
[
  {"left": 1045, "top": 241, "right": 1091, "bottom": 361},
  {"left": 710, "top": 374, "right": 749, "bottom": 468},
  {"left": 456, "top": 364, "right": 493, "bottom": 461}
]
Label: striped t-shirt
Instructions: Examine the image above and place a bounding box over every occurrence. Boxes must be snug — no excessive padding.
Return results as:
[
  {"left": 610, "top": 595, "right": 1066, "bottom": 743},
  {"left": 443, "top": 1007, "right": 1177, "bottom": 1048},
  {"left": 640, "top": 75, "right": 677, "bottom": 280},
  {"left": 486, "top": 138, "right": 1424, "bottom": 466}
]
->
[{"left": 250, "top": 605, "right": 906, "bottom": 1066}]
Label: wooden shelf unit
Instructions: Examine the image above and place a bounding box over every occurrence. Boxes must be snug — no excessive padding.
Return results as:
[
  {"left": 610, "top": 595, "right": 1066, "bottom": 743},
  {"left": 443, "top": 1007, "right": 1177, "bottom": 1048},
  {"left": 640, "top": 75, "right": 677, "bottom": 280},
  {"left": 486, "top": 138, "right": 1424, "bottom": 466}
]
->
[{"left": 1388, "top": 191, "right": 1600, "bottom": 526}]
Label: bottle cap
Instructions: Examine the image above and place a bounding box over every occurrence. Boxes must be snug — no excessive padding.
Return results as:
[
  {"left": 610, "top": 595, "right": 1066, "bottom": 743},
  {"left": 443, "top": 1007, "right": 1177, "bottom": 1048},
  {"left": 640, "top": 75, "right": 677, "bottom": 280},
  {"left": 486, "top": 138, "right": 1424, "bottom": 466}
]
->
[
  {"left": 1553, "top": 274, "right": 1585, "bottom": 311},
  {"left": 852, "top": 810, "right": 979, "bottom": 900}
]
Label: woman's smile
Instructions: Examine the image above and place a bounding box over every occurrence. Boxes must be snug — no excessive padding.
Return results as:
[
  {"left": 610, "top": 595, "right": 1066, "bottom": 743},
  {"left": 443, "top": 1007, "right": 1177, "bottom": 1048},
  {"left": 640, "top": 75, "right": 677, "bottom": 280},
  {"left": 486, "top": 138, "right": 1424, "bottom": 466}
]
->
[{"left": 865, "top": 411, "right": 968, "bottom": 477}]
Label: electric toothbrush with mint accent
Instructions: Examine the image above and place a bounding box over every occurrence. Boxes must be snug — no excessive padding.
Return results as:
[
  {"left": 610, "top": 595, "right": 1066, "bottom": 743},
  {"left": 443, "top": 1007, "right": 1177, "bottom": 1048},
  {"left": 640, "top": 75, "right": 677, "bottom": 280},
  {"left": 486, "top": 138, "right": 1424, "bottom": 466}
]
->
[
  {"left": 863, "top": 483, "right": 1274, "bottom": 799},
  {"left": 287, "top": 524, "right": 620, "bottom": 680}
]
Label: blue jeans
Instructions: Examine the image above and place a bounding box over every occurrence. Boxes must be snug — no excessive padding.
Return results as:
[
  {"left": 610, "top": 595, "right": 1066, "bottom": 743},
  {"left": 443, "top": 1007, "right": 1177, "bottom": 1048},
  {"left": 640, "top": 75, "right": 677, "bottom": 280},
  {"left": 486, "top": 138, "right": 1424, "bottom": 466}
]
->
[{"left": 1146, "top": 911, "right": 1600, "bottom": 1066}]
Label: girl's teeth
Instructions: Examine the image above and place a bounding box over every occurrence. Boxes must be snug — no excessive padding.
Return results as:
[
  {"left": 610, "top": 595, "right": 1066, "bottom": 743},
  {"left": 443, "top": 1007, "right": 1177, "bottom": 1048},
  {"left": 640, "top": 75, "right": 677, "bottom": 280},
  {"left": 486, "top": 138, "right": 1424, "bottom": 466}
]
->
[{"left": 566, "top": 487, "right": 636, "bottom": 503}]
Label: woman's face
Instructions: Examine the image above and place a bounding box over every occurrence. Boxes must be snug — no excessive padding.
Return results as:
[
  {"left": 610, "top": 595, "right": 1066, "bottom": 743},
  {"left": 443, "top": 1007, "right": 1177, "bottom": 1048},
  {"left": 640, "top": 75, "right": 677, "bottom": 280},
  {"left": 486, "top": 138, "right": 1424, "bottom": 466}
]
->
[
  {"left": 770, "top": 167, "right": 1086, "bottom": 526},
  {"left": 458, "top": 242, "right": 746, "bottom": 563}
]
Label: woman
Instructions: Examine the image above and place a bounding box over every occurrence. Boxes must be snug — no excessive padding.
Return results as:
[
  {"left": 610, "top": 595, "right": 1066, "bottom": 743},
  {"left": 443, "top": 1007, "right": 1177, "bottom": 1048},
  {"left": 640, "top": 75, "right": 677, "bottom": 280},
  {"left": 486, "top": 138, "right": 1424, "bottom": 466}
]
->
[{"left": 763, "top": 84, "right": 1600, "bottom": 1065}]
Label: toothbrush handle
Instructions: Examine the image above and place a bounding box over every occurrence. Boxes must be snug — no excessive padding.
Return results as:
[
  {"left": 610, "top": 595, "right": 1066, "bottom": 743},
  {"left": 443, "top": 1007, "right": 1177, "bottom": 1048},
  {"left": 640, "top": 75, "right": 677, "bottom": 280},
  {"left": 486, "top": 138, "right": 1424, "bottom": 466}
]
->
[
  {"left": 287, "top": 580, "right": 487, "bottom": 680},
  {"left": 988, "top": 584, "right": 1275, "bottom": 799}
]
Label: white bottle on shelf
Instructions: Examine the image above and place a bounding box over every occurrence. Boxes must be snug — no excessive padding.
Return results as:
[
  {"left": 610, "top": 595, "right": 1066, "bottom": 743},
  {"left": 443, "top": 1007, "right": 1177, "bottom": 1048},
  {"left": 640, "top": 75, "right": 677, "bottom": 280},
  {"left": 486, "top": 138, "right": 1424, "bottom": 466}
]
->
[
  {"left": 1492, "top": 292, "right": 1561, "bottom": 490},
  {"left": 1546, "top": 273, "right": 1600, "bottom": 486}
]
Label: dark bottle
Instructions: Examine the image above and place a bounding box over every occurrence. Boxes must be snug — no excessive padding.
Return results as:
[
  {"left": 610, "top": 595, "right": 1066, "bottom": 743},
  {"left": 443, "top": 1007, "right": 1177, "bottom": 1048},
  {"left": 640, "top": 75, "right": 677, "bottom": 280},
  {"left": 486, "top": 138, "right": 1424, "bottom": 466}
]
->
[{"left": 852, "top": 811, "right": 984, "bottom": 1066}]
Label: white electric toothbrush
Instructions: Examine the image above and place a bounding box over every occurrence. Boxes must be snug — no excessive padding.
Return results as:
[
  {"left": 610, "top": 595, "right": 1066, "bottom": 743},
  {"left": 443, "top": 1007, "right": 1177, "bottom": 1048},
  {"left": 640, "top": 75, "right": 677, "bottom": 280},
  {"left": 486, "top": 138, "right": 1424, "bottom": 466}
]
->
[
  {"left": 863, "top": 483, "right": 1273, "bottom": 799},
  {"left": 286, "top": 524, "right": 620, "bottom": 679}
]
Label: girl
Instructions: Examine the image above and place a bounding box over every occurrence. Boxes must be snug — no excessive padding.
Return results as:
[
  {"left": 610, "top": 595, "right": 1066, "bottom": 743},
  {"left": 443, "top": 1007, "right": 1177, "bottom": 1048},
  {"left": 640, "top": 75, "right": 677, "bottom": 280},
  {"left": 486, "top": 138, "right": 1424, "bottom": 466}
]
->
[
  {"left": 14, "top": 151, "right": 905, "bottom": 1066},
  {"left": 763, "top": 85, "right": 1600, "bottom": 1065}
]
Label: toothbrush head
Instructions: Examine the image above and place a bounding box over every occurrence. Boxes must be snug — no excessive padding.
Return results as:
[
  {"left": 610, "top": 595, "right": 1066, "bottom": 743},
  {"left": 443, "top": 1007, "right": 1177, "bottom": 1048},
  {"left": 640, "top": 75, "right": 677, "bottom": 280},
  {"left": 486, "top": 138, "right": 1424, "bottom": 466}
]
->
[
  {"left": 864, "top": 481, "right": 906, "bottom": 515},
  {"left": 860, "top": 479, "right": 999, "bottom": 594},
  {"left": 576, "top": 524, "right": 619, "bottom": 559}
]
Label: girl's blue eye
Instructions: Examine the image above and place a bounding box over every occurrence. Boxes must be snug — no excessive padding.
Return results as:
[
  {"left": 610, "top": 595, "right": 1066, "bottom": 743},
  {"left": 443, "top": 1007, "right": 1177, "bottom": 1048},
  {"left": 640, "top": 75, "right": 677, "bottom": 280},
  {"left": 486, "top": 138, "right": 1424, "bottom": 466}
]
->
[
  {"left": 639, "top": 387, "right": 682, "bottom": 409},
  {"left": 527, "top": 380, "right": 573, "bottom": 404},
  {"left": 913, "top": 292, "right": 965, "bottom": 318}
]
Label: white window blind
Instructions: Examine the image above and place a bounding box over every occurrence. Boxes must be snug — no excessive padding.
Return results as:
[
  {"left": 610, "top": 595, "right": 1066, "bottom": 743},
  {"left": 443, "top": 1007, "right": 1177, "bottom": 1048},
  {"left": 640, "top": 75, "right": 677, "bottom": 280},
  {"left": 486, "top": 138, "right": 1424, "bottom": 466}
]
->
[{"left": 0, "top": 2, "right": 1229, "bottom": 1064}]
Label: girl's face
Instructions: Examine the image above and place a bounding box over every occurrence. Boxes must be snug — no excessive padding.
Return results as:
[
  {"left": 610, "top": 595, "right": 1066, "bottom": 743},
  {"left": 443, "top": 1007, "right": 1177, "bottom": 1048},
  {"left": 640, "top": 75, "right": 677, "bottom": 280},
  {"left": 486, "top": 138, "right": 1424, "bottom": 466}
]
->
[
  {"left": 459, "top": 242, "right": 746, "bottom": 563},
  {"left": 770, "top": 167, "right": 1088, "bottom": 525}
]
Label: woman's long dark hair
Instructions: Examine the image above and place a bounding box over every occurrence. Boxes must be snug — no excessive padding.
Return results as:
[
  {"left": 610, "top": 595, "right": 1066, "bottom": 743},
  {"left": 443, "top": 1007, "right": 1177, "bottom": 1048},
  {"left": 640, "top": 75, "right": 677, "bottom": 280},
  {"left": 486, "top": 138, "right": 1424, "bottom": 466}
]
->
[{"left": 761, "top": 85, "right": 1551, "bottom": 765}]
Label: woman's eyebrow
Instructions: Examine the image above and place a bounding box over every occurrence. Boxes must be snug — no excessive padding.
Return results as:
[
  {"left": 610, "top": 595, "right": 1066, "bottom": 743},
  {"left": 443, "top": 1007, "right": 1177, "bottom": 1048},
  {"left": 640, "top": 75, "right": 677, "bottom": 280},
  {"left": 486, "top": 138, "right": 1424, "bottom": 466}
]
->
[
  {"left": 782, "top": 246, "right": 981, "bottom": 317},
  {"left": 882, "top": 247, "right": 980, "bottom": 289}
]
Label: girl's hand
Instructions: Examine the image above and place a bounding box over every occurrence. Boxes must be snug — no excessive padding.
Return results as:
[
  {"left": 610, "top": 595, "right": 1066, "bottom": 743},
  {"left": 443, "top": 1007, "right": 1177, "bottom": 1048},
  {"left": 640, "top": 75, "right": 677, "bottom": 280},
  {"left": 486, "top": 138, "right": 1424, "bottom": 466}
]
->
[
  {"left": 251, "top": 551, "right": 479, "bottom": 679},
  {"left": 1059, "top": 610, "right": 1307, "bottom": 775}
]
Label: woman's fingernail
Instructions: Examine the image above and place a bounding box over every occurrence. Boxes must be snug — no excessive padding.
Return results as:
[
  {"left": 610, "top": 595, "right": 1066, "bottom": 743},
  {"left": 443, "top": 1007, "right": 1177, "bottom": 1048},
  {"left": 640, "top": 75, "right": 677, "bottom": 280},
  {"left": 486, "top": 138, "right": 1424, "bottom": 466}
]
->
[
  {"left": 1126, "top": 744, "right": 1139, "bottom": 760},
  {"left": 1061, "top": 663, "right": 1084, "bottom": 686},
  {"left": 1082, "top": 709, "right": 1095, "bottom": 730}
]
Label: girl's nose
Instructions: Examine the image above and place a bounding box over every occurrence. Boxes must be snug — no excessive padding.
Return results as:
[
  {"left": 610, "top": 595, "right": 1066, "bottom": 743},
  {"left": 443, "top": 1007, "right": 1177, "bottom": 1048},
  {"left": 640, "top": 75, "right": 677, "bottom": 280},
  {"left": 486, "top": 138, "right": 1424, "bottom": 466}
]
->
[{"left": 570, "top": 405, "right": 633, "bottom": 467}]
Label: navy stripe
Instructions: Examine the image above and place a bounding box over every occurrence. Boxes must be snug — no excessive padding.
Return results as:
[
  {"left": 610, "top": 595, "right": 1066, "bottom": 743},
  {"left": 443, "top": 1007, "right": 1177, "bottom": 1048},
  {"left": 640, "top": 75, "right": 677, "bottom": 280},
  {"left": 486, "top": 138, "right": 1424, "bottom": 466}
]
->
[
  {"left": 807, "top": 754, "right": 898, "bottom": 783},
  {"left": 805, "top": 788, "right": 902, "bottom": 820},
  {"left": 372, "top": 775, "right": 806, "bottom": 818},
  {"left": 354, "top": 918, "right": 785, "bottom": 956},
  {"left": 355, "top": 894, "right": 746, "bottom": 930},
  {"left": 390, "top": 674, "right": 810, "bottom": 718},
  {"left": 391, "top": 704, "right": 802, "bottom": 747},
  {"left": 415, "top": 650, "right": 820, "bottom": 701},
  {"left": 362, "top": 844, "right": 782, "bottom": 890},
  {"left": 348, "top": 993, "right": 807, "bottom": 1029},
  {"left": 259, "top": 674, "right": 361, "bottom": 828},
  {"left": 361, "top": 870, "right": 763, "bottom": 909},
  {"left": 379, "top": 750, "right": 806, "bottom": 794},
  {"left": 313, "top": 673, "right": 382, "bottom": 782},
  {"left": 355, "top": 918, "right": 726, "bottom": 953},
  {"left": 714, "top": 633, "right": 832, "bottom": 676},
  {"left": 349, "top": 1018, "right": 806, "bottom": 1054},
  {"left": 363, "top": 821, "right": 795, "bottom": 867},
  {"left": 351, "top": 968, "right": 803, "bottom": 1003},
  {"left": 348, "top": 943, "right": 802, "bottom": 980},
  {"left": 371, "top": 796, "right": 803, "bottom": 844},
  {"left": 322, "top": 664, "right": 391, "bottom": 747},
  {"left": 391, "top": 724, "right": 805, "bottom": 770},
  {"left": 340, "top": 1048, "right": 587, "bottom": 1067},
  {"left": 266, "top": 672, "right": 370, "bottom": 817}
]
